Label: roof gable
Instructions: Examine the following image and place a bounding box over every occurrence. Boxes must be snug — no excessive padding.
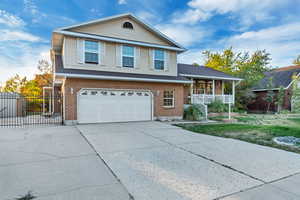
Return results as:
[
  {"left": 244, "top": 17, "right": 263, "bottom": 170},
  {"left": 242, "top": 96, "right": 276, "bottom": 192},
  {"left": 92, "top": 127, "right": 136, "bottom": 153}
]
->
[{"left": 57, "top": 13, "right": 184, "bottom": 49}]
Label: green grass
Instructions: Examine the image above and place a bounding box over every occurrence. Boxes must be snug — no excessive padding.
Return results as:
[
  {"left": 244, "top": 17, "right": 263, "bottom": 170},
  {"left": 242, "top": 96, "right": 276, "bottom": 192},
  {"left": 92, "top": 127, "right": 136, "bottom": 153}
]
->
[
  {"left": 234, "top": 116, "right": 257, "bottom": 123},
  {"left": 287, "top": 118, "right": 300, "bottom": 123},
  {"left": 208, "top": 116, "right": 228, "bottom": 121},
  {"left": 177, "top": 122, "right": 300, "bottom": 154},
  {"left": 209, "top": 115, "right": 257, "bottom": 123}
]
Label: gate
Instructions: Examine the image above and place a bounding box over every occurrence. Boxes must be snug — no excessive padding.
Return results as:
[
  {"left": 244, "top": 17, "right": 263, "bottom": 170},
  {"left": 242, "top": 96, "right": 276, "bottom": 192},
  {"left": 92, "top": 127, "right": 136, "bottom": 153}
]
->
[{"left": 0, "top": 93, "right": 63, "bottom": 127}]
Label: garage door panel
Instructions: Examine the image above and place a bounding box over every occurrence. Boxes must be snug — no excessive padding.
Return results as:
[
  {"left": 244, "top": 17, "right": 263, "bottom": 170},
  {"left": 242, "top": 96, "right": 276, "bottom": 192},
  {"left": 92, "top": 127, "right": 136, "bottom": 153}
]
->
[{"left": 78, "top": 89, "right": 152, "bottom": 124}]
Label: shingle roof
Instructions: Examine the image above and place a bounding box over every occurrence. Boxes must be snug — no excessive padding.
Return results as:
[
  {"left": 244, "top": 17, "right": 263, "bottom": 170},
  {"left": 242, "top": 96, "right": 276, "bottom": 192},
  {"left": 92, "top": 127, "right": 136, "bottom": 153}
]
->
[
  {"left": 54, "top": 56, "right": 242, "bottom": 82},
  {"left": 178, "top": 64, "right": 242, "bottom": 80},
  {"left": 54, "top": 55, "right": 190, "bottom": 83},
  {"left": 252, "top": 66, "right": 300, "bottom": 91}
]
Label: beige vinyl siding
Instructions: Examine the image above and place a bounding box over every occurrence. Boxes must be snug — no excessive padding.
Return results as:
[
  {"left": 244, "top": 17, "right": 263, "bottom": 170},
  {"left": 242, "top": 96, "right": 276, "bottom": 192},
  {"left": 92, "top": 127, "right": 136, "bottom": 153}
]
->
[
  {"left": 68, "top": 17, "right": 172, "bottom": 46},
  {"left": 63, "top": 36, "right": 178, "bottom": 76}
]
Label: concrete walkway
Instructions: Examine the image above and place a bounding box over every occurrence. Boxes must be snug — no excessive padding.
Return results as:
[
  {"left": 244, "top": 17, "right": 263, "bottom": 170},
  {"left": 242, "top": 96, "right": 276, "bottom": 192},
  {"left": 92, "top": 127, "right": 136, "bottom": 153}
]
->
[
  {"left": 77, "top": 121, "right": 300, "bottom": 200},
  {"left": 0, "top": 126, "right": 131, "bottom": 200}
]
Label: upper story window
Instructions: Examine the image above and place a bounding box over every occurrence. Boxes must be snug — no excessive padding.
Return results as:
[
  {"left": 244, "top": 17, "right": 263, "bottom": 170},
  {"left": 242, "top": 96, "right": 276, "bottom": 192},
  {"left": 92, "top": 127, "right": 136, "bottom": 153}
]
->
[
  {"left": 84, "top": 40, "right": 99, "bottom": 64},
  {"left": 122, "top": 45, "right": 134, "bottom": 68},
  {"left": 154, "top": 49, "right": 165, "bottom": 70},
  {"left": 123, "top": 22, "right": 133, "bottom": 29}
]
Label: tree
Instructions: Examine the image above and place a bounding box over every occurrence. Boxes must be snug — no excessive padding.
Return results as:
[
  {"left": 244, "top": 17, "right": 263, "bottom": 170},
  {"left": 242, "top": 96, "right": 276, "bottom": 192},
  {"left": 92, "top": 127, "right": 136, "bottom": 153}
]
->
[
  {"left": 276, "top": 86, "right": 285, "bottom": 112},
  {"left": 264, "top": 77, "right": 276, "bottom": 113},
  {"left": 20, "top": 80, "right": 41, "bottom": 97},
  {"left": 293, "top": 55, "right": 300, "bottom": 65},
  {"left": 1, "top": 59, "right": 53, "bottom": 97},
  {"left": 2, "top": 74, "right": 27, "bottom": 93},
  {"left": 202, "top": 48, "right": 272, "bottom": 110},
  {"left": 35, "top": 60, "right": 53, "bottom": 88},
  {"left": 291, "top": 73, "right": 300, "bottom": 113}
]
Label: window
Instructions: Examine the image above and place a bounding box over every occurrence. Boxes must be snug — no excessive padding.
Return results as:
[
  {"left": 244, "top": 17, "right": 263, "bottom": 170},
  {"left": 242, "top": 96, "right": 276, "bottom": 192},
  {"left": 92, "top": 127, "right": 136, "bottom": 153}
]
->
[
  {"left": 122, "top": 45, "right": 134, "bottom": 68},
  {"left": 206, "top": 81, "right": 213, "bottom": 94},
  {"left": 123, "top": 22, "right": 133, "bottom": 29},
  {"left": 163, "top": 90, "right": 174, "bottom": 107},
  {"left": 84, "top": 40, "right": 99, "bottom": 64},
  {"left": 154, "top": 49, "right": 164, "bottom": 70}
]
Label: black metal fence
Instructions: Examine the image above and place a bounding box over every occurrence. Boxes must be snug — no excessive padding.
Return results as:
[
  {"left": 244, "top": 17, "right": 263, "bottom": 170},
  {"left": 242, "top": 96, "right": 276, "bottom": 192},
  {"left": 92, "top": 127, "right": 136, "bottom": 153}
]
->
[{"left": 0, "top": 93, "right": 63, "bottom": 127}]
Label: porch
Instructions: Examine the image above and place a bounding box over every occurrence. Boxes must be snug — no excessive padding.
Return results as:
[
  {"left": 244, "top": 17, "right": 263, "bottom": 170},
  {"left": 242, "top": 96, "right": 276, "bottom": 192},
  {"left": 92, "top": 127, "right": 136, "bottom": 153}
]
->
[{"left": 184, "top": 79, "right": 236, "bottom": 105}]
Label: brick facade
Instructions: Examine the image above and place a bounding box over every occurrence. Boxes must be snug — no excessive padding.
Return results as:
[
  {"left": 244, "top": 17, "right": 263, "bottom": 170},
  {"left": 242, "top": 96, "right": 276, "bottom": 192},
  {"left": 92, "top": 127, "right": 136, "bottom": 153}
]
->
[{"left": 62, "top": 78, "right": 184, "bottom": 121}]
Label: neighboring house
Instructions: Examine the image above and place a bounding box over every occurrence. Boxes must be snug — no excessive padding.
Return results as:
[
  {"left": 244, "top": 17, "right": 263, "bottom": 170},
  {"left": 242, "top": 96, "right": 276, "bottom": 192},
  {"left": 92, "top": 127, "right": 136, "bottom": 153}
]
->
[
  {"left": 250, "top": 65, "right": 300, "bottom": 112},
  {"left": 51, "top": 13, "right": 241, "bottom": 124}
]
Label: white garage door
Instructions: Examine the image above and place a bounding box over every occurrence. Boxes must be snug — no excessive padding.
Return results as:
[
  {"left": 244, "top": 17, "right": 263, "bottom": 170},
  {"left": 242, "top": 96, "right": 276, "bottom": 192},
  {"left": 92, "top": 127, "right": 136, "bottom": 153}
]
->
[{"left": 77, "top": 89, "right": 153, "bottom": 124}]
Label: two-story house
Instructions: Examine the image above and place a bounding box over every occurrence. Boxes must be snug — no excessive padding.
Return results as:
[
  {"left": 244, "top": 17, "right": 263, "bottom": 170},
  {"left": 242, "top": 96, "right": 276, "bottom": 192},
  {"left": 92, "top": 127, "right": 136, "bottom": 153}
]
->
[{"left": 51, "top": 13, "right": 241, "bottom": 124}]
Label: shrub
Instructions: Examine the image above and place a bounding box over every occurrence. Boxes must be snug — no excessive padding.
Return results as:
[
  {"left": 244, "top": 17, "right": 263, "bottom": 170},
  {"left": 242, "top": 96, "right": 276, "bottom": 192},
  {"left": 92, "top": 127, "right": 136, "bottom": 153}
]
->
[
  {"left": 183, "top": 105, "right": 203, "bottom": 121},
  {"left": 278, "top": 109, "right": 291, "bottom": 114},
  {"left": 208, "top": 100, "right": 228, "bottom": 113}
]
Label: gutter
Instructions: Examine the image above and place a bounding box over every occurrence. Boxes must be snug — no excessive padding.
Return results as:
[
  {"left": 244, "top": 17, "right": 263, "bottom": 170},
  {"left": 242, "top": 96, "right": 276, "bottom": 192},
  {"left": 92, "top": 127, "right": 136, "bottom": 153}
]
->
[
  {"left": 55, "top": 72, "right": 192, "bottom": 84},
  {"left": 179, "top": 73, "right": 243, "bottom": 81}
]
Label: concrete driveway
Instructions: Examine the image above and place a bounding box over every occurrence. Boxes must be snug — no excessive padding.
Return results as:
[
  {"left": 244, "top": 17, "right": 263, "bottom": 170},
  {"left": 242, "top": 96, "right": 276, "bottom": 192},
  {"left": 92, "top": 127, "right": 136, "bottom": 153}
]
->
[
  {"left": 77, "top": 121, "right": 300, "bottom": 200},
  {"left": 0, "top": 126, "right": 131, "bottom": 200},
  {"left": 1, "top": 122, "right": 300, "bottom": 200}
]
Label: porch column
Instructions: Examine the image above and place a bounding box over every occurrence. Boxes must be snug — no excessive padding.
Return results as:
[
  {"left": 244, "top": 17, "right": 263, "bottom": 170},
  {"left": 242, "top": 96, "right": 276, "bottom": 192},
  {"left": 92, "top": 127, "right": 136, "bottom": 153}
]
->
[
  {"left": 222, "top": 81, "right": 224, "bottom": 95},
  {"left": 222, "top": 81, "right": 225, "bottom": 103},
  {"left": 212, "top": 79, "right": 215, "bottom": 101},
  {"left": 232, "top": 81, "right": 235, "bottom": 104},
  {"left": 190, "top": 78, "right": 194, "bottom": 104}
]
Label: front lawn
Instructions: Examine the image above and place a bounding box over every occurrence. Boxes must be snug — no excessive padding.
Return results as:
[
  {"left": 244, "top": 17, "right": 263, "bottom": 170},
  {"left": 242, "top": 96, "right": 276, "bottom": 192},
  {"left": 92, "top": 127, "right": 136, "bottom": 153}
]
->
[{"left": 178, "top": 115, "right": 300, "bottom": 154}]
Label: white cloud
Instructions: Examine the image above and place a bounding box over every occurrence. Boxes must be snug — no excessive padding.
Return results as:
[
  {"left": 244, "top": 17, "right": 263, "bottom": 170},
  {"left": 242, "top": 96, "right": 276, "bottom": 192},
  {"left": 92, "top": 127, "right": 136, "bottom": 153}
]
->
[
  {"left": 173, "top": 0, "right": 289, "bottom": 27},
  {"left": 136, "top": 11, "right": 156, "bottom": 22},
  {"left": 0, "top": 30, "right": 41, "bottom": 42},
  {"left": 118, "top": 0, "right": 126, "bottom": 5},
  {"left": 0, "top": 10, "right": 25, "bottom": 27},
  {"left": 155, "top": 24, "right": 208, "bottom": 47},
  {"left": 179, "top": 22, "right": 299, "bottom": 67},
  {"left": 23, "top": 0, "right": 39, "bottom": 15},
  {"left": 222, "top": 22, "right": 300, "bottom": 66},
  {"left": 172, "top": 8, "right": 211, "bottom": 24},
  {"left": 0, "top": 44, "right": 50, "bottom": 85},
  {"left": 0, "top": 8, "right": 49, "bottom": 84},
  {"left": 179, "top": 22, "right": 300, "bottom": 67},
  {"left": 23, "top": 0, "right": 75, "bottom": 26},
  {"left": 178, "top": 49, "right": 205, "bottom": 65}
]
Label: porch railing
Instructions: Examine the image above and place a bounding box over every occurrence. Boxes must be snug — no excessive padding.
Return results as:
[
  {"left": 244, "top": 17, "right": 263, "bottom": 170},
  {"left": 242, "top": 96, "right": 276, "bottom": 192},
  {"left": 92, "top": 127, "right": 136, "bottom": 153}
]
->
[{"left": 191, "top": 94, "right": 234, "bottom": 104}]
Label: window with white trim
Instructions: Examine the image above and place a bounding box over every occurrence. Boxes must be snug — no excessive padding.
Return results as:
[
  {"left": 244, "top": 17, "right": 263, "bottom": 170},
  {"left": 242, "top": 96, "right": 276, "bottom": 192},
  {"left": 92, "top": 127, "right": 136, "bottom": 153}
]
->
[
  {"left": 163, "top": 90, "right": 174, "bottom": 107},
  {"left": 84, "top": 40, "right": 99, "bottom": 64},
  {"left": 154, "top": 49, "right": 164, "bottom": 70},
  {"left": 122, "top": 45, "right": 134, "bottom": 68}
]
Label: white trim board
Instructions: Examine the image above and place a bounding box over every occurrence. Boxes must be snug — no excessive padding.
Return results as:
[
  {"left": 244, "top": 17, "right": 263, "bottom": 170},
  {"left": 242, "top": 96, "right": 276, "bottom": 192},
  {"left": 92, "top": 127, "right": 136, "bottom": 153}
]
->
[
  {"left": 179, "top": 73, "right": 243, "bottom": 81},
  {"left": 55, "top": 13, "right": 186, "bottom": 51},
  {"left": 54, "top": 30, "right": 185, "bottom": 52},
  {"left": 55, "top": 72, "right": 192, "bottom": 84}
]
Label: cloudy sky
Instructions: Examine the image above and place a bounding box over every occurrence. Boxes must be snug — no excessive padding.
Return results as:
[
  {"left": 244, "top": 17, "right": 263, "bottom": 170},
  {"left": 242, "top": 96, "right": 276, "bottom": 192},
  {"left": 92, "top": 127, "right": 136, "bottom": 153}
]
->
[{"left": 0, "top": 0, "right": 300, "bottom": 84}]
